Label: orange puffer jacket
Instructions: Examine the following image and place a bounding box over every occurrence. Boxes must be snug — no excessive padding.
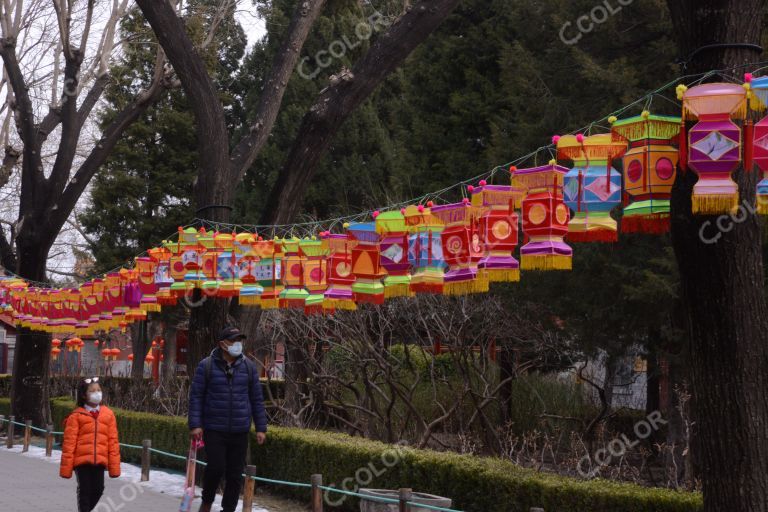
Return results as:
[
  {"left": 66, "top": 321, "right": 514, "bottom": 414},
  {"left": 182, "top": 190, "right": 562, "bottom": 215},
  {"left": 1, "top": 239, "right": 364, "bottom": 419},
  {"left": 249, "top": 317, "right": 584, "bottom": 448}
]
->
[{"left": 59, "top": 406, "right": 121, "bottom": 479}]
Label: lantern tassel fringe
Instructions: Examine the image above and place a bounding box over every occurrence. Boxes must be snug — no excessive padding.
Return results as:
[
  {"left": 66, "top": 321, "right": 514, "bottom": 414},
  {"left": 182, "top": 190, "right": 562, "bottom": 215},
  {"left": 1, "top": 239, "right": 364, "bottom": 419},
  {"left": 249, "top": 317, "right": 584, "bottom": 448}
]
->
[
  {"left": 260, "top": 298, "right": 279, "bottom": 310},
  {"left": 692, "top": 194, "right": 739, "bottom": 215},
  {"left": 323, "top": 299, "right": 357, "bottom": 311},
  {"left": 384, "top": 284, "right": 414, "bottom": 299},
  {"left": 567, "top": 229, "right": 618, "bottom": 243},
  {"left": 481, "top": 268, "right": 521, "bottom": 283},
  {"left": 443, "top": 276, "right": 490, "bottom": 296},
  {"left": 521, "top": 254, "right": 573, "bottom": 271},
  {"left": 621, "top": 214, "right": 671, "bottom": 234},
  {"left": 410, "top": 283, "right": 444, "bottom": 294}
]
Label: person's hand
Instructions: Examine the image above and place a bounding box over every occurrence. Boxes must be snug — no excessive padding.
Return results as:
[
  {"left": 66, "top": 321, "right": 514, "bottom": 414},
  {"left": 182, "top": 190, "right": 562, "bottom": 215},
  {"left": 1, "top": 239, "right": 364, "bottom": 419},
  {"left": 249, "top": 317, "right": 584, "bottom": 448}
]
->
[
  {"left": 191, "top": 428, "right": 203, "bottom": 441},
  {"left": 256, "top": 432, "right": 266, "bottom": 445}
]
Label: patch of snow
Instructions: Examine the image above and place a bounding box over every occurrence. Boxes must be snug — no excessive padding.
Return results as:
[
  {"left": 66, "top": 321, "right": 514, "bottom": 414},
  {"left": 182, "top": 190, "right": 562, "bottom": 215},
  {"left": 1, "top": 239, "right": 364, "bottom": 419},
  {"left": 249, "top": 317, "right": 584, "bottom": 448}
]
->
[{"left": 6, "top": 444, "right": 270, "bottom": 512}]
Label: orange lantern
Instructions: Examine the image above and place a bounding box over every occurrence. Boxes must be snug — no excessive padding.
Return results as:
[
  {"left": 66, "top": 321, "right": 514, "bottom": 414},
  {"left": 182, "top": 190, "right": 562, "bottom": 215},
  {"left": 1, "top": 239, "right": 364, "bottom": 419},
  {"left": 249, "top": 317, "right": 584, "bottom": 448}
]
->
[{"left": 51, "top": 347, "right": 61, "bottom": 360}]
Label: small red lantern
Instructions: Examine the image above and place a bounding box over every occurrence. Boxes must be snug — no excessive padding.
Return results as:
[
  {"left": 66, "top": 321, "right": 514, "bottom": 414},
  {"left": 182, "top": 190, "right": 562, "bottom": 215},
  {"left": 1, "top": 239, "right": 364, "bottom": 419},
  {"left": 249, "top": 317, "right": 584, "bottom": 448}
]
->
[
  {"left": 127, "top": 353, "right": 134, "bottom": 361},
  {"left": 51, "top": 347, "right": 61, "bottom": 360}
]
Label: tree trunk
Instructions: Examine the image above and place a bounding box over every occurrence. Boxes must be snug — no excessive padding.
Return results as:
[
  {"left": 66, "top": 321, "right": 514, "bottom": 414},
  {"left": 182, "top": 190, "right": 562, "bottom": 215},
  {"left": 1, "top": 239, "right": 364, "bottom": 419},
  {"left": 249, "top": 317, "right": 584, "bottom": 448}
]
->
[
  {"left": 162, "top": 321, "right": 178, "bottom": 389},
  {"left": 10, "top": 225, "right": 56, "bottom": 426},
  {"left": 667, "top": 1, "right": 768, "bottom": 509},
  {"left": 131, "top": 321, "right": 149, "bottom": 381},
  {"left": 10, "top": 328, "right": 51, "bottom": 426}
]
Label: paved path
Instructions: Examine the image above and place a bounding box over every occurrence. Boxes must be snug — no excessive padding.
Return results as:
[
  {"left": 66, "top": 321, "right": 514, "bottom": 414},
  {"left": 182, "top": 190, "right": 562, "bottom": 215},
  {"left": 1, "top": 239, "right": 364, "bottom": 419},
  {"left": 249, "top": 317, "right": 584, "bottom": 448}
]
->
[{"left": 0, "top": 444, "right": 269, "bottom": 512}]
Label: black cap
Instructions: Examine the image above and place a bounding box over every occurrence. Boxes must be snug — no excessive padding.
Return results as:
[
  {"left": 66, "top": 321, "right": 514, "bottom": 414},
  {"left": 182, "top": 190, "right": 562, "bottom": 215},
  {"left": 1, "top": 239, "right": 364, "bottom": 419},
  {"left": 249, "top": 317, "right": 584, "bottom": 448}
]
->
[{"left": 218, "top": 326, "right": 246, "bottom": 342}]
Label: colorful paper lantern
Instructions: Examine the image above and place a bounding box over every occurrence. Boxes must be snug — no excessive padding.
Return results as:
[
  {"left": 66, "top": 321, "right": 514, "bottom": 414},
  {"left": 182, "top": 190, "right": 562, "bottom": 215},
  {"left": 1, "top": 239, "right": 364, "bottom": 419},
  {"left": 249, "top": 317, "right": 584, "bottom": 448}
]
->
[
  {"left": 279, "top": 239, "right": 309, "bottom": 309},
  {"left": 513, "top": 163, "right": 572, "bottom": 270},
  {"left": 558, "top": 133, "right": 626, "bottom": 242},
  {"left": 404, "top": 205, "right": 446, "bottom": 294},
  {"left": 747, "top": 76, "right": 768, "bottom": 213},
  {"left": 253, "top": 239, "right": 283, "bottom": 310},
  {"left": 348, "top": 223, "right": 386, "bottom": 304},
  {"left": 682, "top": 83, "right": 746, "bottom": 214},
  {"left": 611, "top": 114, "right": 681, "bottom": 233},
  {"left": 323, "top": 233, "right": 357, "bottom": 311},
  {"left": 431, "top": 202, "right": 489, "bottom": 295},
  {"left": 472, "top": 183, "right": 522, "bottom": 283},
  {"left": 375, "top": 211, "right": 413, "bottom": 298},
  {"left": 300, "top": 238, "right": 329, "bottom": 314}
]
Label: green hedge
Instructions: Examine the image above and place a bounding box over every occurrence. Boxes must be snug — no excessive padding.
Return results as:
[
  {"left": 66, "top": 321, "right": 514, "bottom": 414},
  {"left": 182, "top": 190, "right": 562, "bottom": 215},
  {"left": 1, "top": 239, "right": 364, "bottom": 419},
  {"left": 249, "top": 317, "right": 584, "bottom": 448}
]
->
[{"left": 43, "top": 398, "right": 700, "bottom": 512}]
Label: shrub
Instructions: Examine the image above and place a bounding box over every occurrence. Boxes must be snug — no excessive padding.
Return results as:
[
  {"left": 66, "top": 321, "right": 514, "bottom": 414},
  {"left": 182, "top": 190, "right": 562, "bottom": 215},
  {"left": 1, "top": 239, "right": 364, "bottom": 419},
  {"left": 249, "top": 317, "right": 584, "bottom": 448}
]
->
[{"left": 40, "top": 398, "right": 700, "bottom": 512}]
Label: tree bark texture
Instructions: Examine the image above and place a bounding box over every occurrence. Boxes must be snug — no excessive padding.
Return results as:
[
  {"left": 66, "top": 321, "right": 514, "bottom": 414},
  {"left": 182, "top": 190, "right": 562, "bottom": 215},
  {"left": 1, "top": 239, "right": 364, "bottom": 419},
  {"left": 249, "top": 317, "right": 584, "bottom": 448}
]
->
[{"left": 667, "top": 1, "right": 768, "bottom": 509}]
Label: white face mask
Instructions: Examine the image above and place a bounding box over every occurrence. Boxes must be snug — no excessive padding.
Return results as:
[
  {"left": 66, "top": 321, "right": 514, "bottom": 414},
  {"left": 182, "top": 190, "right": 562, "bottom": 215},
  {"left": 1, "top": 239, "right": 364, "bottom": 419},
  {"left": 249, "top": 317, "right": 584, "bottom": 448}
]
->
[
  {"left": 88, "top": 391, "right": 102, "bottom": 405},
  {"left": 225, "top": 341, "right": 243, "bottom": 358}
]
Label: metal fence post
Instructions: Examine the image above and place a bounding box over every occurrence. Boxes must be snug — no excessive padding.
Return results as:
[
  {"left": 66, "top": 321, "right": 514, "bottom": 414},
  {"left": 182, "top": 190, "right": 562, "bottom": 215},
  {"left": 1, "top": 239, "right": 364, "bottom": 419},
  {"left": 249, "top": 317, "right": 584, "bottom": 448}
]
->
[
  {"left": 45, "top": 424, "right": 54, "bottom": 457},
  {"left": 141, "top": 439, "right": 151, "bottom": 481},
  {"left": 242, "top": 465, "right": 257, "bottom": 511},
  {"left": 22, "top": 420, "right": 31, "bottom": 452},
  {"left": 311, "top": 474, "right": 323, "bottom": 512},
  {"left": 398, "top": 488, "right": 412, "bottom": 512},
  {"left": 6, "top": 416, "right": 15, "bottom": 448}
]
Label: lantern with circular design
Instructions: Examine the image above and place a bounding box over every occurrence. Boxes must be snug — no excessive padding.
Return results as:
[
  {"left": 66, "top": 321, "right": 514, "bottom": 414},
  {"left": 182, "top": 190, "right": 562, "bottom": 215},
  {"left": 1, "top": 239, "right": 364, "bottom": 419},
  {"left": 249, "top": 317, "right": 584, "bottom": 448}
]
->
[
  {"left": 404, "top": 205, "right": 446, "bottom": 294},
  {"left": 611, "top": 113, "right": 681, "bottom": 233},
  {"left": 513, "top": 163, "right": 572, "bottom": 270},
  {"left": 471, "top": 181, "right": 523, "bottom": 283},
  {"left": 323, "top": 233, "right": 357, "bottom": 311},
  {"left": 431, "top": 202, "right": 488, "bottom": 295},
  {"left": 279, "top": 238, "right": 309, "bottom": 309}
]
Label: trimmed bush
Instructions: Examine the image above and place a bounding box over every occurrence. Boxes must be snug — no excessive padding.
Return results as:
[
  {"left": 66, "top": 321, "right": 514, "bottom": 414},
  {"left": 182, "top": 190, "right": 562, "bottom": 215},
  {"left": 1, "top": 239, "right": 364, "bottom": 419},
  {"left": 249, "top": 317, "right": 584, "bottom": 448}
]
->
[{"left": 44, "top": 398, "right": 699, "bottom": 512}]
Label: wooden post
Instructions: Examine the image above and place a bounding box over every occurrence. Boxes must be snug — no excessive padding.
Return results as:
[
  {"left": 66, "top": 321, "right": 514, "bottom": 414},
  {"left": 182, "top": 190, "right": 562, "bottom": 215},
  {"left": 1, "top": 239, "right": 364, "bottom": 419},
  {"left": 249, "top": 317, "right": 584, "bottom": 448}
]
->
[
  {"left": 22, "top": 420, "right": 31, "bottom": 452},
  {"left": 0, "top": 415, "right": 4, "bottom": 435},
  {"left": 398, "top": 488, "right": 412, "bottom": 512},
  {"left": 141, "top": 439, "right": 151, "bottom": 481},
  {"left": 242, "top": 465, "right": 257, "bottom": 511},
  {"left": 45, "top": 424, "right": 54, "bottom": 457},
  {"left": 6, "top": 415, "right": 15, "bottom": 448},
  {"left": 311, "top": 474, "right": 323, "bottom": 512}
]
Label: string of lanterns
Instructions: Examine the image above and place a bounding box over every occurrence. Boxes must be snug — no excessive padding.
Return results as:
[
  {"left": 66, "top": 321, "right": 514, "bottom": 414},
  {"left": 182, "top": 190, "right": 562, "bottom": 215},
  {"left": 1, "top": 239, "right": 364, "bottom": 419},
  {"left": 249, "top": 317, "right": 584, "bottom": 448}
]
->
[{"left": 1, "top": 72, "right": 767, "bottom": 337}]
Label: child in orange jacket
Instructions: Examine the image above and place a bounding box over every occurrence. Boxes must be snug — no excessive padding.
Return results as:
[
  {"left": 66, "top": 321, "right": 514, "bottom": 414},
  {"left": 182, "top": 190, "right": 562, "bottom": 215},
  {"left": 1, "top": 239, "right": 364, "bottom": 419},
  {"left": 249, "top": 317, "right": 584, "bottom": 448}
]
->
[{"left": 60, "top": 377, "right": 121, "bottom": 512}]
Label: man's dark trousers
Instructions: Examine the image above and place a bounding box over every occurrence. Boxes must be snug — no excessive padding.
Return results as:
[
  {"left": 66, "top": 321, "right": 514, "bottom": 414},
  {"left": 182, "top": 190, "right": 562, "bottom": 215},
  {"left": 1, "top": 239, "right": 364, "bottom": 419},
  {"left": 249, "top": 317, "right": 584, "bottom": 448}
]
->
[{"left": 202, "top": 430, "right": 249, "bottom": 511}]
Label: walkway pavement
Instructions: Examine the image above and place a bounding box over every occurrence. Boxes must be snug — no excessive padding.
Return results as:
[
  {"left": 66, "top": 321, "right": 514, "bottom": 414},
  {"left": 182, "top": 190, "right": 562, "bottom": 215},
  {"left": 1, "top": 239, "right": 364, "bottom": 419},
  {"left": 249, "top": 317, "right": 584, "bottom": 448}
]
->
[{"left": 0, "top": 443, "right": 269, "bottom": 512}]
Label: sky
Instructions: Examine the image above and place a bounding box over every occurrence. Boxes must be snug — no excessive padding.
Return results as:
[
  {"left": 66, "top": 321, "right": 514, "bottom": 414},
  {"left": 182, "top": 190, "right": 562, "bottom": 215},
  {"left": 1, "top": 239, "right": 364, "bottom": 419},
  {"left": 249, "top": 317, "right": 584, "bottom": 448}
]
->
[{"left": 1, "top": 1, "right": 269, "bottom": 284}]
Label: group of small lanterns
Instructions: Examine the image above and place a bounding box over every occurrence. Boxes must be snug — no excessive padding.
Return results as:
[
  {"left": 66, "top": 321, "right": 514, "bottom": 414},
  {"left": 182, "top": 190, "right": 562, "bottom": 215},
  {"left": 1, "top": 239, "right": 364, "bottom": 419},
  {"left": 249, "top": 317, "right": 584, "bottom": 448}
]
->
[
  {"left": 14, "top": 71, "right": 768, "bottom": 326},
  {"left": 50, "top": 337, "right": 86, "bottom": 360}
]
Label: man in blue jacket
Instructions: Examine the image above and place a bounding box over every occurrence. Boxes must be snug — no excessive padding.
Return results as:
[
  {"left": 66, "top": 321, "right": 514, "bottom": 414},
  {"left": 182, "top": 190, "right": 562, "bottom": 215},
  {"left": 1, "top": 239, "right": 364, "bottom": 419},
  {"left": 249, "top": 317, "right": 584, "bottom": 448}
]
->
[{"left": 189, "top": 326, "right": 267, "bottom": 512}]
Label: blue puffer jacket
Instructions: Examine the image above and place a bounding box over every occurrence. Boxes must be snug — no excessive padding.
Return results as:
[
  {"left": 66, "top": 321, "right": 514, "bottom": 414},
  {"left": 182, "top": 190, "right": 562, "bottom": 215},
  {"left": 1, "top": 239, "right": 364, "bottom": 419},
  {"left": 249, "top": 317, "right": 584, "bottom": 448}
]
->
[{"left": 188, "top": 348, "right": 268, "bottom": 433}]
